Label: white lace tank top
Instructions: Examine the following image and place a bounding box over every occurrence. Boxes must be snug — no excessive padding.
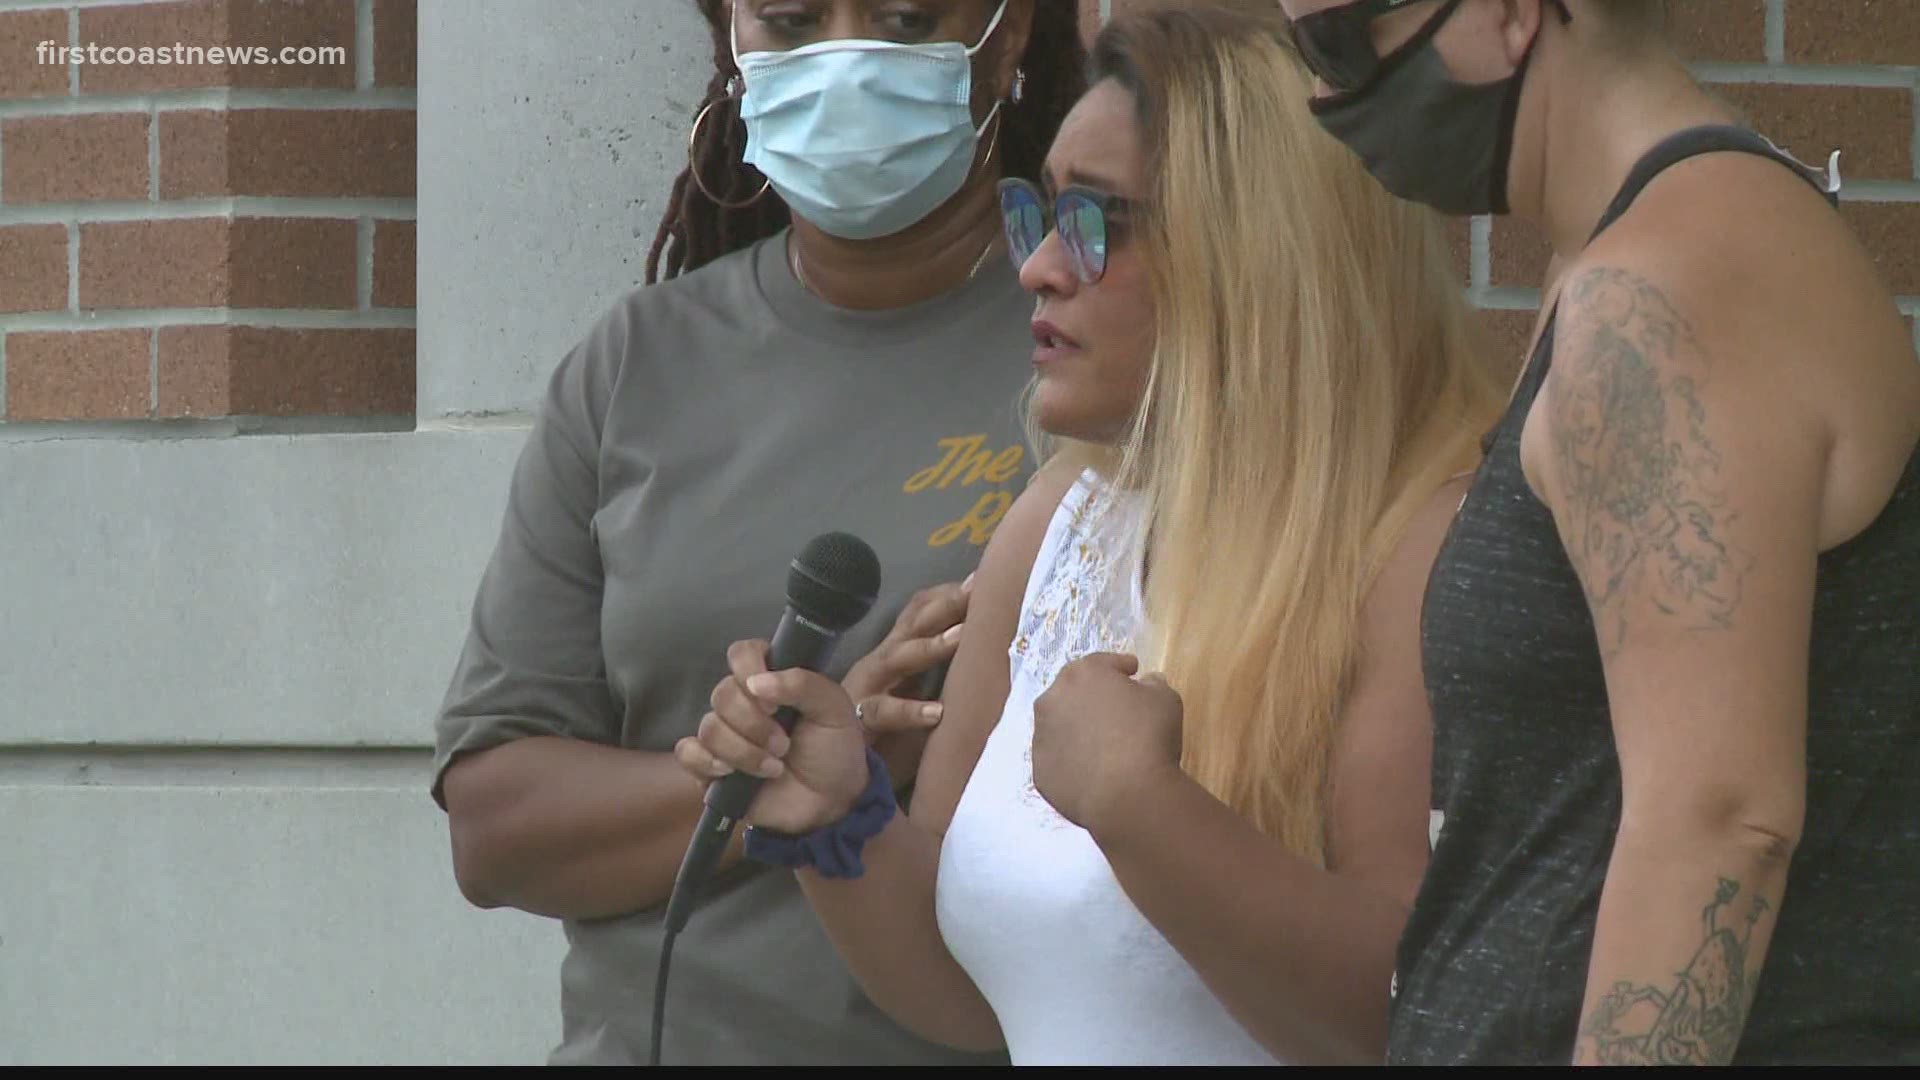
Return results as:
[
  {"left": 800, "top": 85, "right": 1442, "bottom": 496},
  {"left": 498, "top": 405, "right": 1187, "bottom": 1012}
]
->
[{"left": 934, "top": 469, "right": 1284, "bottom": 1066}]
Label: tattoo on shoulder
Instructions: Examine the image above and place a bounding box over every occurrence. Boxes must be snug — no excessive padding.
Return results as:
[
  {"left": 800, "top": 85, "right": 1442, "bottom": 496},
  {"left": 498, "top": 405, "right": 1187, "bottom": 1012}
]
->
[
  {"left": 1576, "top": 877, "right": 1771, "bottom": 1065},
  {"left": 1548, "top": 269, "right": 1753, "bottom": 656}
]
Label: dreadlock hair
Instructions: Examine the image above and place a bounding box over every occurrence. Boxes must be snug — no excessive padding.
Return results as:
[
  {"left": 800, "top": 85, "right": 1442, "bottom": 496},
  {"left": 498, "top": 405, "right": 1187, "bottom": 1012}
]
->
[{"left": 646, "top": 0, "right": 1088, "bottom": 284}]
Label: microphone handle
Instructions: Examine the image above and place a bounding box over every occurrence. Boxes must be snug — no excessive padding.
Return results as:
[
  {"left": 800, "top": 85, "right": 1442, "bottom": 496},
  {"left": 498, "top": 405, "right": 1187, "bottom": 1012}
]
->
[
  {"left": 664, "top": 607, "right": 842, "bottom": 935},
  {"left": 702, "top": 703, "right": 801, "bottom": 823},
  {"left": 704, "top": 607, "right": 839, "bottom": 821}
]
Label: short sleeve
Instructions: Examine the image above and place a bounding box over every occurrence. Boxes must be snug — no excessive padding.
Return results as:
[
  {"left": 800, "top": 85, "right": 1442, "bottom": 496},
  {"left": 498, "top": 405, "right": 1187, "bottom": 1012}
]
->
[{"left": 429, "top": 304, "right": 628, "bottom": 809}]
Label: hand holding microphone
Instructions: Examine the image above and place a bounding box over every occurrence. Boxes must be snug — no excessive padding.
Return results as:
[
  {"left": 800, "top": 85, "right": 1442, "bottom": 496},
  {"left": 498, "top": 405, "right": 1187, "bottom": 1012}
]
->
[
  {"left": 675, "top": 641, "right": 876, "bottom": 837},
  {"left": 660, "top": 531, "right": 882, "bottom": 938}
]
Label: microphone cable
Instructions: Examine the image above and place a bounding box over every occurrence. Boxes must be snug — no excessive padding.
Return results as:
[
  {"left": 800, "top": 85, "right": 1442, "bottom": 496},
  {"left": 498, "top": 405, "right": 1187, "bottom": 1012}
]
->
[{"left": 649, "top": 929, "right": 676, "bottom": 1067}]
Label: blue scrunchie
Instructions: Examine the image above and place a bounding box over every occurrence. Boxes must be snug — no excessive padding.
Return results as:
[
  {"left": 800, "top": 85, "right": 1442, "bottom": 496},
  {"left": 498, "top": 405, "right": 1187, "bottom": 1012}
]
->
[{"left": 743, "top": 746, "right": 898, "bottom": 879}]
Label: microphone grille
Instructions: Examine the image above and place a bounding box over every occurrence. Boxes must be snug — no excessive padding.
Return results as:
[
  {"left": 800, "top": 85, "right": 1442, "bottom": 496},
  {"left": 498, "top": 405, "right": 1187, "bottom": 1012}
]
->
[{"left": 787, "top": 532, "right": 881, "bottom": 632}]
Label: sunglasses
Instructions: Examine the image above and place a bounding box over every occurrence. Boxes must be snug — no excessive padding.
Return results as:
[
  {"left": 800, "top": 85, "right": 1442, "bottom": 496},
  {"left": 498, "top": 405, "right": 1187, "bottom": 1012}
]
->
[
  {"left": 997, "top": 177, "right": 1132, "bottom": 285},
  {"left": 1289, "top": 0, "right": 1462, "bottom": 95}
]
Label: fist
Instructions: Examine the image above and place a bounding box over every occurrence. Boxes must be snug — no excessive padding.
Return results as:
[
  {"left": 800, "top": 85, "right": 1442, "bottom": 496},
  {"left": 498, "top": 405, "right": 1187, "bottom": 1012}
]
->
[{"left": 1030, "top": 652, "right": 1185, "bottom": 835}]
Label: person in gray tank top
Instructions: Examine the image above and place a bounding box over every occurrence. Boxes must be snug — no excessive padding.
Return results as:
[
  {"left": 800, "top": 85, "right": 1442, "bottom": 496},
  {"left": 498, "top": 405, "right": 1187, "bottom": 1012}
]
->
[
  {"left": 1279, "top": 0, "right": 1920, "bottom": 1064},
  {"left": 428, "top": 0, "right": 1088, "bottom": 1065}
]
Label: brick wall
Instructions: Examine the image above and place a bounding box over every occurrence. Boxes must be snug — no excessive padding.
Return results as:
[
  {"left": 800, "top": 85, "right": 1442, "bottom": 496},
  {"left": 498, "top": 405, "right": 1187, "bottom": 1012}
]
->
[
  {"left": 1082, "top": 0, "right": 1920, "bottom": 365},
  {"left": 0, "top": 0, "right": 417, "bottom": 426}
]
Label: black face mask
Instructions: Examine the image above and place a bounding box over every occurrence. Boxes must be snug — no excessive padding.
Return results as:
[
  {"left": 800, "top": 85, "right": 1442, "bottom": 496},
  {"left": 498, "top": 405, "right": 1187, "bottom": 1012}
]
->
[{"left": 1308, "top": 3, "right": 1550, "bottom": 217}]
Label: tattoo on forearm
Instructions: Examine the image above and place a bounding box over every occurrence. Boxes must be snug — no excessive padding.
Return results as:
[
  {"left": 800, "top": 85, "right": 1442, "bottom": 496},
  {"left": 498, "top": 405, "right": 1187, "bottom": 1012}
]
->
[
  {"left": 1576, "top": 877, "right": 1771, "bottom": 1065},
  {"left": 1549, "top": 270, "right": 1752, "bottom": 656}
]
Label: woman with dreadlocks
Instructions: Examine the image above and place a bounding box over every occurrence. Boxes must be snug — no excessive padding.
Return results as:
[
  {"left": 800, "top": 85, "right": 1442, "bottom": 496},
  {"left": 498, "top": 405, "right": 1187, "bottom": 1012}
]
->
[{"left": 429, "top": 0, "right": 1085, "bottom": 1066}]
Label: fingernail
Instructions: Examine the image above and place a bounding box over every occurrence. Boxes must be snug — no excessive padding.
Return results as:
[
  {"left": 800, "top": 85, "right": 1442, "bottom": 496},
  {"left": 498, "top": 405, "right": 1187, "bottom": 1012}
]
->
[
  {"left": 962, "top": 572, "right": 976, "bottom": 593},
  {"left": 942, "top": 623, "right": 964, "bottom": 644},
  {"left": 761, "top": 758, "right": 785, "bottom": 779},
  {"left": 921, "top": 703, "right": 944, "bottom": 724},
  {"left": 746, "top": 674, "right": 777, "bottom": 697},
  {"left": 710, "top": 760, "right": 735, "bottom": 778},
  {"left": 768, "top": 731, "right": 791, "bottom": 758}
]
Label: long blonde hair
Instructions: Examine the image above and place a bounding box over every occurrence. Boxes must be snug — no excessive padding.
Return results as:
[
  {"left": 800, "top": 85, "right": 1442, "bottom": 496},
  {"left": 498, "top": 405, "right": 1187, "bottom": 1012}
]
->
[{"left": 1037, "top": 3, "right": 1505, "bottom": 865}]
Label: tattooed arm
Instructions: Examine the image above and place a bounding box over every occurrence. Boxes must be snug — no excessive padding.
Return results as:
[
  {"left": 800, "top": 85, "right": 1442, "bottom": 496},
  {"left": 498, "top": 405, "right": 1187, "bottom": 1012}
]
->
[{"left": 1526, "top": 267, "right": 1822, "bottom": 1065}]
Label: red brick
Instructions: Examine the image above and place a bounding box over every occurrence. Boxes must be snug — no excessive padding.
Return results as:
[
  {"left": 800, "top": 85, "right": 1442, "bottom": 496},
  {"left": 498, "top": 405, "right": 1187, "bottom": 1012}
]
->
[
  {"left": 1489, "top": 216, "right": 1553, "bottom": 289},
  {"left": 1, "top": 114, "right": 151, "bottom": 204},
  {"left": 0, "top": 226, "right": 69, "bottom": 314},
  {"left": 154, "top": 111, "right": 227, "bottom": 200},
  {"left": 374, "top": 0, "right": 417, "bottom": 88},
  {"left": 1713, "top": 84, "right": 1913, "bottom": 182},
  {"left": 80, "top": 217, "right": 359, "bottom": 310},
  {"left": 160, "top": 109, "right": 415, "bottom": 199},
  {"left": 1785, "top": 0, "right": 1920, "bottom": 66},
  {"left": 0, "top": 10, "right": 71, "bottom": 99},
  {"left": 155, "top": 326, "right": 229, "bottom": 416},
  {"left": 157, "top": 326, "right": 414, "bottom": 417},
  {"left": 80, "top": 219, "right": 228, "bottom": 310},
  {"left": 76, "top": 1, "right": 354, "bottom": 92},
  {"left": 1474, "top": 307, "right": 1543, "bottom": 382},
  {"left": 1668, "top": 1, "right": 1768, "bottom": 62},
  {"left": 1840, "top": 202, "right": 1920, "bottom": 296},
  {"left": 4, "top": 330, "right": 151, "bottom": 421},
  {"left": 372, "top": 220, "right": 415, "bottom": 308},
  {"left": 227, "top": 0, "right": 357, "bottom": 90},
  {"left": 230, "top": 218, "right": 358, "bottom": 308},
  {"left": 77, "top": 0, "right": 227, "bottom": 93}
]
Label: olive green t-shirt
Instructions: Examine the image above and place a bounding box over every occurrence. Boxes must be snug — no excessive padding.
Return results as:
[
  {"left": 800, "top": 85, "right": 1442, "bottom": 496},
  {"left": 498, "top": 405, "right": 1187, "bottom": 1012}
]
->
[{"left": 432, "top": 230, "right": 1037, "bottom": 1064}]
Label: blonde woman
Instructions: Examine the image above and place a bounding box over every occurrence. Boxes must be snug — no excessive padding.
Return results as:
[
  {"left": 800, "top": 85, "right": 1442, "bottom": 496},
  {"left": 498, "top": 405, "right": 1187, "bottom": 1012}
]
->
[{"left": 674, "top": 3, "right": 1503, "bottom": 1065}]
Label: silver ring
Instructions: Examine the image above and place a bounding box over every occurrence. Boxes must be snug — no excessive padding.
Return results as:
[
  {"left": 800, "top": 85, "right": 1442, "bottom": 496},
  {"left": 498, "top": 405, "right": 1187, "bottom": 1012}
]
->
[{"left": 854, "top": 701, "right": 866, "bottom": 725}]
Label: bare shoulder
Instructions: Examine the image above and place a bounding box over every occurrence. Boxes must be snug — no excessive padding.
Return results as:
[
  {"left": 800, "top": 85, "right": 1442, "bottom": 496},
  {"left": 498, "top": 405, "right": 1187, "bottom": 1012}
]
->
[
  {"left": 1543, "top": 183, "right": 1918, "bottom": 550},
  {"left": 985, "top": 455, "right": 1087, "bottom": 593},
  {"left": 1601, "top": 154, "right": 1920, "bottom": 432}
]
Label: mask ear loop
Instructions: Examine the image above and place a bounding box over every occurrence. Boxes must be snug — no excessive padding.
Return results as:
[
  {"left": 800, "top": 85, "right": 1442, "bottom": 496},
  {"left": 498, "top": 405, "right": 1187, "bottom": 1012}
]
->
[
  {"left": 962, "top": 0, "right": 1016, "bottom": 178},
  {"left": 965, "top": 0, "right": 1013, "bottom": 57}
]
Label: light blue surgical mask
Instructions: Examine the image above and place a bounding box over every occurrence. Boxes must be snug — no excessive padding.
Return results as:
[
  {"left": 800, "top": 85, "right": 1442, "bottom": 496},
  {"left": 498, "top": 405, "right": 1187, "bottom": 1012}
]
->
[{"left": 731, "top": 0, "right": 1010, "bottom": 241}]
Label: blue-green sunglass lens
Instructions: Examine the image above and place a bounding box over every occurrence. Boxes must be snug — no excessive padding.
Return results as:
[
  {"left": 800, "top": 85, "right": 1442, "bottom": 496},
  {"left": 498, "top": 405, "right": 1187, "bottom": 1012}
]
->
[
  {"left": 1000, "top": 190, "right": 1044, "bottom": 269},
  {"left": 1058, "top": 197, "right": 1108, "bottom": 281}
]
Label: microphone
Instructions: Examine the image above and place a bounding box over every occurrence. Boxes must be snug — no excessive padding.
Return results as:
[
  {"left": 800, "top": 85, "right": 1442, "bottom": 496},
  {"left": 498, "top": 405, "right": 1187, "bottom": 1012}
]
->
[{"left": 662, "top": 531, "right": 882, "bottom": 936}]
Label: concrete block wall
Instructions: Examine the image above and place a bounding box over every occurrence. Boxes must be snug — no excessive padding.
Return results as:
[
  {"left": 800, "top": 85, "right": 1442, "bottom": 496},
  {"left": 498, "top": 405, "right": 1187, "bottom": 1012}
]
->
[{"left": 0, "top": 0, "right": 704, "bottom": 1064}]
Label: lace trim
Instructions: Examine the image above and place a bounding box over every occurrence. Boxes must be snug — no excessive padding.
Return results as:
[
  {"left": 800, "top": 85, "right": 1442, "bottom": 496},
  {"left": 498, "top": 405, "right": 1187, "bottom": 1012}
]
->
[{"left": 1008, "top": 473, "right": 1145, "bottom": 826}]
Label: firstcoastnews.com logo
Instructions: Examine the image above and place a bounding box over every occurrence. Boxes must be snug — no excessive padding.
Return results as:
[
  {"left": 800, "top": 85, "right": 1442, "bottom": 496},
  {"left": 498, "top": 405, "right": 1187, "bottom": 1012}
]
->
[{"left": 36, "top": 40, "right": 349, "bottom": 67}]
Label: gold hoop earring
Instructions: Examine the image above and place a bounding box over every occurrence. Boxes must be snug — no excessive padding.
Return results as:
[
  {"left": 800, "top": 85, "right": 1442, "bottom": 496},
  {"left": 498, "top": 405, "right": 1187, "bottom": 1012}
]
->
[{"left": 687, "top": 85, "right": 771, "bottom": 209}]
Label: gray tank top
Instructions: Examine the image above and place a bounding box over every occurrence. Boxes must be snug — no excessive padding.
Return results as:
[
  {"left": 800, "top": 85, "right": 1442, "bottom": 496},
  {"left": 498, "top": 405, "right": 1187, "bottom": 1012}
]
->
[{"left": 1388, "top": 126, "right": 1920, "bottom": 1064}]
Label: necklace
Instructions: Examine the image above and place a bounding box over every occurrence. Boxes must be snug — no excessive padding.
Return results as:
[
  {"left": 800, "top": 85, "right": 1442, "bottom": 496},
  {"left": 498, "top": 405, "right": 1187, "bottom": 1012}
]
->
[{"left": 790, "top": 232, "right": 1002, "bottom": 297}]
